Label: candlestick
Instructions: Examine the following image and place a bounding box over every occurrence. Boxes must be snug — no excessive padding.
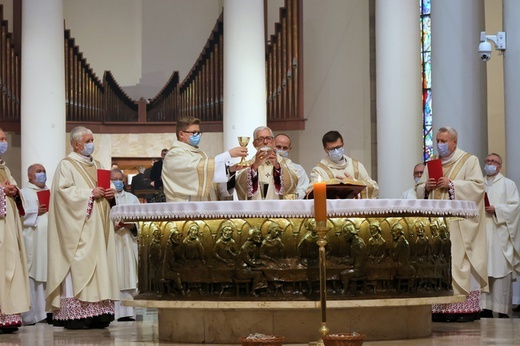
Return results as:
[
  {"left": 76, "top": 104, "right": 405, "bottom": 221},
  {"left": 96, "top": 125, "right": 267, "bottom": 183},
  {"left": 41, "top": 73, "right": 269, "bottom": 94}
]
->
[{"left": 314, "top": 182, "right": 327, "bottom": 226}]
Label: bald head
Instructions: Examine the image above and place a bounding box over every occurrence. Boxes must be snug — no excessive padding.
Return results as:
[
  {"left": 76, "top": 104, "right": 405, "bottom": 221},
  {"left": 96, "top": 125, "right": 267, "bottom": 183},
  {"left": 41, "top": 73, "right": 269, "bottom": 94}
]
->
[{"left": 28, "top": 163, "right": 47, "bottom": 188}]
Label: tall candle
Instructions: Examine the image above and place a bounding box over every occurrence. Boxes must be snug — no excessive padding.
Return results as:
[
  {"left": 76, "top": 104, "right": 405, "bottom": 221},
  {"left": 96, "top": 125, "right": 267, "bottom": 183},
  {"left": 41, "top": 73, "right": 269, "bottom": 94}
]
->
[{"left": 314, "top": 182, "right": 327, "bottom": 223}]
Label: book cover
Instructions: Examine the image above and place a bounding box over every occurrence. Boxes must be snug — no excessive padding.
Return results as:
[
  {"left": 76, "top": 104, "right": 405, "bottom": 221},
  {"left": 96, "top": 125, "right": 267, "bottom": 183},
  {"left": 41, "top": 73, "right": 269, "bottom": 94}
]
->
[
  {"left": 36, "top": 190, "right": 50, "bottom": 211},
  {"left": 97, "top": 169, "right": 111, "bottom": 189},
  {"left": 427, "top": 159, "right": 443, "bottom": 182}
]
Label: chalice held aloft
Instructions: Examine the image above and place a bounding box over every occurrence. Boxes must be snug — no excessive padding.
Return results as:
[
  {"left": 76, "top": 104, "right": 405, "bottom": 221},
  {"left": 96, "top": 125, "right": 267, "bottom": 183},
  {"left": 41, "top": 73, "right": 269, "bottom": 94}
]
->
[{"left": 237, "top": 136, "right": 250, "bottom": 167}]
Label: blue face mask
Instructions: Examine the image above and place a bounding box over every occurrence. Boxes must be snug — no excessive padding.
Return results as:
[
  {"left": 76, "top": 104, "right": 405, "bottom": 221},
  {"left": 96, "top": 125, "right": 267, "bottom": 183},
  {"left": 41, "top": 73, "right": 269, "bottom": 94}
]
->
[
  {"left": 328, "top": 147, "right": 344, "bottom": 162},
  {"left": 276, "top": 149, "right": 289, "bottom": 158},
  {"left": 484, "top": 164, "right": 497, "bottom": 176},
  {"left": 81, "top": 142, "right": 95, "bottom": 156},
  {"left": 189, "top": 133, "right": 201, "bottom": 147},
  {"left": 437, "top": 143, "right": 450, "bottom": 158},
  {"left": 112, "top": 180, "right": 125, "bottom": 192},
  {"left": 35, "top": 172, "right": 47, "bottom": 185},
  {"left": 0, "top": 142, "right": 8, "bottom": 156}
]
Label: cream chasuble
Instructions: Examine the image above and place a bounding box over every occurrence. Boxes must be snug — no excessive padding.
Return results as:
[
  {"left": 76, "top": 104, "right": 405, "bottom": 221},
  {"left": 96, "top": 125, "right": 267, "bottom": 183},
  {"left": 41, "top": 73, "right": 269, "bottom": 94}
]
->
[
  {"left": 235, "top": 154, "right": 299, "bottom": 200},
  {"left": 310, "top": 155, "right": 379, "bottom": 199},
  {"left": 416, "top": 148, "right": 488, "bottom": 295},
  {"left": 162, "top": 141, "right": 230, "bottom": 202},
  {"left": 46, "top": 152, "right": 120, "bottom": 310},
  {"left": 0, "top": 161, "right": 30, "bottom": 315}
]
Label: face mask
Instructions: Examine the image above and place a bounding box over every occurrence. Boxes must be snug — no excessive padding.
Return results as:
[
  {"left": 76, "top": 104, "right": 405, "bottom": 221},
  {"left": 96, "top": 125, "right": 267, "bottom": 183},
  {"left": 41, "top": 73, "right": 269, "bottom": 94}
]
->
[
  {"left": 414, "top": 177, "right": 420, "bottom": 184},
  {"left": 484, "top": 164, "right": 497, "bottom": 176},
  {"left": 0, "top": 142, "right": 8, "bottom": 156},
  {"left": 112, "top": 180, "right": 125, "bottom": 192},
  {"left": 81, "top": 142, "right": 95, "bottom": 156},
  {"left": 276, "top": 149, "right": 289, "bottom": 158},
  {"left": 437, "top": 143, "right": 450, "bottom": 158},
  {"left": 189, "top": 133, "right": 201, "bottom": 147},
  {"left": 35, "top": 172, "right": 47, "bottom": 185},
  {"left": 328, "top": 147, "right": 344, "bottom": 162}
]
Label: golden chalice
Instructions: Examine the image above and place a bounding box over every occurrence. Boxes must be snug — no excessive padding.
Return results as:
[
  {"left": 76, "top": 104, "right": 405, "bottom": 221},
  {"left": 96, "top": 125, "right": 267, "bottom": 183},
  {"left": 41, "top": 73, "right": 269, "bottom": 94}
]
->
[{"left": 237, "top": 136, "right": 250, "bottom": 167}]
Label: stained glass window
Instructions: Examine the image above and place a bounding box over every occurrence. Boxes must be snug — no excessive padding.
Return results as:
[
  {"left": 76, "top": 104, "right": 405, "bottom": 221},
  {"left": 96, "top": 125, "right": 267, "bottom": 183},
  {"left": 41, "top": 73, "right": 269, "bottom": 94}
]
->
[{"left": 420, "top": 0, "right": 433, "bottom": 161}]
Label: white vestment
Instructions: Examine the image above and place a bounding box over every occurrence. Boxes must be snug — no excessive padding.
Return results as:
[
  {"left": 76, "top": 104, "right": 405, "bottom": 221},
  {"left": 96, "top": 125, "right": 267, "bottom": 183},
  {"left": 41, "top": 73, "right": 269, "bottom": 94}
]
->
[
  {"left": 0, "top": 160, "right": 30, "bottom": 326},
  {"left": 310, "top": 155, "right": 379, "bottom": 198},
  {"left": 481, "top": 173, "right": 520, "bottom": 315},
  {"left": 290, "top": 161, "right": 310, "bottom": 199},
  {"left": 114, "top": 190, "right": 140, "bottom": 319},
  {"left": 47, "top": 152, "right": 119, "bottom": 320},
  {"left": 20, "top": 183, "right": 49, "bottom": 324},
  {"left": 400, "top": 186, "right": 417, "bottom": 199},
  {"left": 417, "top": 148, "right": 487, "bottom": 315},
  {"left": 162, "top": 141, "right": 231, "bottom": 202}
]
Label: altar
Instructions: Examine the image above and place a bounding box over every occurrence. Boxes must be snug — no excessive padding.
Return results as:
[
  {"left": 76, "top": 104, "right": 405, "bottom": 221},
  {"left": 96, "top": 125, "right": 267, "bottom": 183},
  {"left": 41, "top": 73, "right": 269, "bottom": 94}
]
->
[{"left": 110, "top": 199, "right": 477, "bottom": 343}]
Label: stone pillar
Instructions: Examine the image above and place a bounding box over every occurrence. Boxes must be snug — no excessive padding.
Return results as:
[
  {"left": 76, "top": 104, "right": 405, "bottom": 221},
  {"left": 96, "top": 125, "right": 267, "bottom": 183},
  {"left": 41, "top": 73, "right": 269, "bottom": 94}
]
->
[
  {"left": 431, "top": 0, "right": 487, "bottom": 161},
  {"left": 223, "top": 0, "right": 266, "bottom": 157},
  {"left": 21, "top": 0, "right": 66, "bottom": 187},
  {"left": 376, "top": 0, "right": 422, "bottom": 198},
  {"left": 503, "top": 0, "right": 520, "bottom": 185}
]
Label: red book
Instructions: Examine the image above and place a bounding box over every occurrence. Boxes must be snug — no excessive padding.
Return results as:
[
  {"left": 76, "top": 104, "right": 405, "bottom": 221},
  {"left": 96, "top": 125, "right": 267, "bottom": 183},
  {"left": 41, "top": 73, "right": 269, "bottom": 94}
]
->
[
  {"left": 97, "top": 169, "right": 111, "bottom": 189},
  {"left": 427, "top": 159, "right": 443, "bottom": 182},
  {"left": 484, "top": 192, "right": 490, "bottom": 207},
  {"left": 36, "top": 190, "right": 50, "bottom": 211}
]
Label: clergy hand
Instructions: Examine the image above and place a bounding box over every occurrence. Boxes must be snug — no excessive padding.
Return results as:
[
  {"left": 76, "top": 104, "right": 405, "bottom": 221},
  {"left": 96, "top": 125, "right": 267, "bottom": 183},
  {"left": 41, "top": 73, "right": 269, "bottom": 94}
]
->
[
  {"left": 104, "top": 187, "right": 115, "bottom": 200},
  {"left": 37, "top": 204, "right": 47, "bottom": 216},
  {"left": 265, "top": 150, "right": 279, "bottom": 169},
  {"left": 1, "top": 180, "right": 18, "bottom": 197},
  {"left": 339, "top": 172, "right": 354, "bottom": 180},
  {"left": 229, "top": 146, "right": 248, "bottom": 158},
  {"left": 425, "top": 178, "right": 437, "bottom": 192},
  {"left": 436, "top": 177, "right": 451, "bottom": 189},
  {"left": 92, "top": 187, "right": 105, "bottom": 199},
  {"left": 485, "top": 205, "right": 495, "bottom": 214},
  {"left": 229, "top": 163, "right": 247, "bottom": 173}
]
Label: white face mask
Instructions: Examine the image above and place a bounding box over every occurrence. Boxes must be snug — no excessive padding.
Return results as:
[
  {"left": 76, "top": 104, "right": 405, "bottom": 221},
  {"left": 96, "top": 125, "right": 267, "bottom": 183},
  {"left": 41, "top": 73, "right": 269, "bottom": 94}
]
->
[
  {"left": 414, "top": 177, "right": 420, "bottom": 184},
  {"left": 276, "top": 149, "right": 289, "bottom": 158},
  {"left": 483, "top": 164, "right": 497, "bottom": 176},
  {"left": 0, "top": 142, "right": 8, "bottom": 156},
  {"left": 35, "top": 172, "right": 47, "bottom": 185},
  {"left": 81, "top": 142, "right": 94, "bottom": 156},
  {"left": 328, "top": 147, "right": 344, "bottom": 162}
]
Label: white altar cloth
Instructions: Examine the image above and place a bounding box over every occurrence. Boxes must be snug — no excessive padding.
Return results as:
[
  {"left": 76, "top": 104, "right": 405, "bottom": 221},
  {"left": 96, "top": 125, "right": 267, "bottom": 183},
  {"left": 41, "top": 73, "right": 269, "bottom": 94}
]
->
[{"left": 110, "top": 199, "right": 478, "bottom": 222}]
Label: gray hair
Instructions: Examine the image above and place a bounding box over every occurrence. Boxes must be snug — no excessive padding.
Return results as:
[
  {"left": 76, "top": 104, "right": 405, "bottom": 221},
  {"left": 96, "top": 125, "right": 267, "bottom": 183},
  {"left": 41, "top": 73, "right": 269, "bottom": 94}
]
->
[
  {"left": 253, "top": 126, "right": 273, "bottom": 139},
  {"left": 438, "top": 126, "right": 458, "bottom": 141},
  {"left": 70, "top": 126, "right": 93, "bottom": 146}
]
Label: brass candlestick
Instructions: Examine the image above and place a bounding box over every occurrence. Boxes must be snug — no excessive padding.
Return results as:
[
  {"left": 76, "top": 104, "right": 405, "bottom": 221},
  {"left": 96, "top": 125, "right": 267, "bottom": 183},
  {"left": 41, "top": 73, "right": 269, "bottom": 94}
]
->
[{"left": 315, "top": 220, "right": 329, "bottom": 345}]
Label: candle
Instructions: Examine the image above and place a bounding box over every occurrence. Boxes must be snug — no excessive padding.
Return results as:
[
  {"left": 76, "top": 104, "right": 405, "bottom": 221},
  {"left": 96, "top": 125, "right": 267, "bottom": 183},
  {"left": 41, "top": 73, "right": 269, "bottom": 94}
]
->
[{"left": 313, "top": 181, "right": 327, "bottom": 223}]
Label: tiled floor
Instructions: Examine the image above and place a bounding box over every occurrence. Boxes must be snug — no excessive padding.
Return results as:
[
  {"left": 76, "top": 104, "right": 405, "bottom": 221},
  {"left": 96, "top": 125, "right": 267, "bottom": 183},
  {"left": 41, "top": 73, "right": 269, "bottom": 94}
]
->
[{"left": 1, "top": 308, "right": 519, "bottom": 345}]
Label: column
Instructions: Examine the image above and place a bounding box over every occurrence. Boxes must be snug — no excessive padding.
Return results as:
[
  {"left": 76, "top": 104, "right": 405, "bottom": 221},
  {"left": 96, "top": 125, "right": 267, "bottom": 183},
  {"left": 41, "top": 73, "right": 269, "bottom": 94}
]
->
[
  {"left": 20, "top": 0, "right": 66, "bottom": 187},
  {"left": 376, "top": 0, "right": 423, "bottom": 198},
  {"left": 223, "top": 0, "right": 266, "bottom": 156},
  {"left": 431, "top": 0, "right": 487, "bottom": 161},
  {"left": 503, "top": 0, "right": 520, "bottom": 185}
]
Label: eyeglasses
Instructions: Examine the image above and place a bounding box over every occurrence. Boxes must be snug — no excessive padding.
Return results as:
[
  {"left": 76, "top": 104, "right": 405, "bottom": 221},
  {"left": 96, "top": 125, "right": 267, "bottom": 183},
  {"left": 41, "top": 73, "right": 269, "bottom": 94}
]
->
[
  {"left": 485, "top": 159, "right": 501, "bottom": 165},
  {"left": 183, "top": 131, "right": 203, "bottom": 136},
  {"left": 254, "top": 136, "right": 274, "bottom": 142},
  {"left": 326, "top": 145, "right": 343, "bottom": 152}
]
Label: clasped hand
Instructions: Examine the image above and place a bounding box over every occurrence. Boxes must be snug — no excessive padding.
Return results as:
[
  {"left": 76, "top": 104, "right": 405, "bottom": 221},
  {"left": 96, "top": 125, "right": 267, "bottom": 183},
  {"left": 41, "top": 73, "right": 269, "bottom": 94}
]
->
[
  {"left": 425, "top": 177, "right": 450, "bottom": 192},
  {"left": 93, "top": 187, "right": 115, "bottom": 199},
  {"left": 1, "top": 179, "right": 18, "bottom": 197},
  {"left": 253, "top": 148, "right": 279, "bottom": 169}
]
